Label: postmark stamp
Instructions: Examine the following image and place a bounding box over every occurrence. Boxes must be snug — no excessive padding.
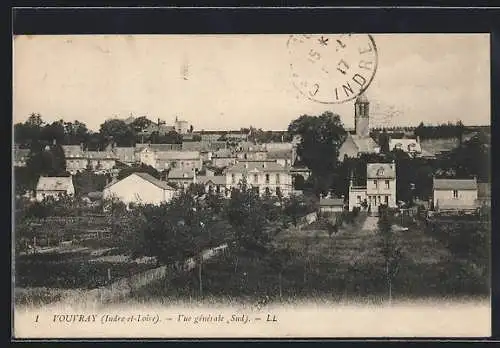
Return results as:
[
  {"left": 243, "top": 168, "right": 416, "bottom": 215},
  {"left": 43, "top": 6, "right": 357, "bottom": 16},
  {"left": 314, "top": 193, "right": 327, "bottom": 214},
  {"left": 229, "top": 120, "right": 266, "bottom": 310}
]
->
[{"left": 287, "top": 34, "right": 378, "bottom": 104}]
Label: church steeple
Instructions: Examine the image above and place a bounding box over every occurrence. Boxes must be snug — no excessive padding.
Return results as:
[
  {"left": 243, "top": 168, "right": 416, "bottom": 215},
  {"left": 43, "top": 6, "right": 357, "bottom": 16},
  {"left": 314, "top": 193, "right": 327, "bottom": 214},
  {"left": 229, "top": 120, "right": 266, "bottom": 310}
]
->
[{"left": 354, "top": 93, "right": 370, "bottom": 138}]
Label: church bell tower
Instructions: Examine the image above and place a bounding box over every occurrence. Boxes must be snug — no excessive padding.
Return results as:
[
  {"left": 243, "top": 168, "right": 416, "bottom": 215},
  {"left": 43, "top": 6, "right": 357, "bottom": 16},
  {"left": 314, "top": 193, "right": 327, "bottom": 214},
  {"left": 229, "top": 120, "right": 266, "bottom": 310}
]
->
[{"left": 354, "top": 93, "right": 370, "bottom": 138}]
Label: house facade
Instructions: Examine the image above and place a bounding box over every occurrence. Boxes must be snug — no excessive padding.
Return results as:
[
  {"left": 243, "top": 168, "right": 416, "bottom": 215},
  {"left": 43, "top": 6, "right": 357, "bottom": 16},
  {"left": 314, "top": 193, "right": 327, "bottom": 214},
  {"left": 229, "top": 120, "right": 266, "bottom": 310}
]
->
[
  {"left": 167, "top": 168, "right": 196, "bottom": 190},
  {"left": 225, "top": 160, "right": 292, "bottom": 197},
  {"left": 103, "top": 172, "right": 176, "bottom": 206},
  {"left": 348, "top": 162, "right": 397, "bottom": 211},
  {"left": 35, "top": 176, "right": 75, "bottom": 202},
  {"left": 196, "top": 174, "right": 227, "bottom": 195},
  {"left": 433, "top": 178, "right": 478, "bottom": 211},
  {"left": 62, "top": 145, "right": 118, "bottom": 174},
  {"left": 137, "top": 146, "right": 202, "bottom": 171}
]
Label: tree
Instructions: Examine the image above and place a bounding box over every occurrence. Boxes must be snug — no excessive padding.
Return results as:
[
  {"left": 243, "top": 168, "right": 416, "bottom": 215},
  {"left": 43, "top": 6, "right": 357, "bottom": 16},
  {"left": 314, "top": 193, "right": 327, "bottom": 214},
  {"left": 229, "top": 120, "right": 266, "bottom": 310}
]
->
[
  {"left": 225, "top": 178, "right": 272, "bottom": 272},
  {"left": 40, "top": 121, "right": 66, "bottom": 145},
  {"left": 377, "top": 207, "right": 403, "bottom": 304},
  {"left": 288, "top": 112, "right": 347, "bottom": 195},
  {"left": 99, "top": 119, "right": 135, "bottom": 147},
  {"left": 130, "top": 116, "right": 152, "bottom": 133}
]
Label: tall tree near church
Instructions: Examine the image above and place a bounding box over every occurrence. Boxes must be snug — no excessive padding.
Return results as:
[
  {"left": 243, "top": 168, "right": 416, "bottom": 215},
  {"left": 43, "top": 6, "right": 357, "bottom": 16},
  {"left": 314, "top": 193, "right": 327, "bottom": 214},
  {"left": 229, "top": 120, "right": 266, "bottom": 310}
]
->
[{"left": 288, "top": 111, "right": 346, "bottom": 195}]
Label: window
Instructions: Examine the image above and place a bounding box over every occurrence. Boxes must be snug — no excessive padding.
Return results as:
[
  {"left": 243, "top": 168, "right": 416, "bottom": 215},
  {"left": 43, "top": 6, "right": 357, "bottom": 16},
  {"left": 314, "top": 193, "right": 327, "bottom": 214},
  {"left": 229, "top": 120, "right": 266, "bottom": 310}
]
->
[
  {"left": 276, "top": 174, "right": 280, "bottom": 184},
  {"left": 276, "top": 187, "right": 281, "bottom": 196},
  {"left": 385, "top": 180, "right": 390, "bottom": 189},
  {"left": 265, "top": 174, "right": 270, "bottom": 184},
  {"left": 357, "top": 195, "right": 361, "bottom": 203},
  {"left": 453, "top": 190, "right": 458, "bottom": 198},
  {"left": 374, "top": 180, "right": 378, "bottom": 189},
  {"left": 265, "top": 187, "right": 271, "bottom": 195},
  {"left": 254, "top": 174, "right": 258, "bottom": 183},
  {"left": 384, "top": 196, "right": 389, "bottom": 204},
  {"left": 377, "top": 168, "right": 385, "bottom": 176},
  {"left": 231, "top": 173, "right": 236, "bottom": 184}
]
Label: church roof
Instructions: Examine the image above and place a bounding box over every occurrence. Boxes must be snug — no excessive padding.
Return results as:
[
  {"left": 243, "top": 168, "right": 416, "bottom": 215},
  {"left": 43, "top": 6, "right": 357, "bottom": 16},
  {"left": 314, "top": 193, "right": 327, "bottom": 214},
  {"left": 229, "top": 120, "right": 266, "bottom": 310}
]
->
[{"left": 351, "top": 134, "right": 379, "bottom": 153}]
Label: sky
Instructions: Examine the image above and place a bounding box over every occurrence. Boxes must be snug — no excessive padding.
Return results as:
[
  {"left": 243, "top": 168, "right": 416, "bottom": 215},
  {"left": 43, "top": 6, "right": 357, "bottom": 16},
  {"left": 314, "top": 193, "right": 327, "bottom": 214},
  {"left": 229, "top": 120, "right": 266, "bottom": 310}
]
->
[{"left": 13, "top": 34, "right": 490, "bottom": 132}]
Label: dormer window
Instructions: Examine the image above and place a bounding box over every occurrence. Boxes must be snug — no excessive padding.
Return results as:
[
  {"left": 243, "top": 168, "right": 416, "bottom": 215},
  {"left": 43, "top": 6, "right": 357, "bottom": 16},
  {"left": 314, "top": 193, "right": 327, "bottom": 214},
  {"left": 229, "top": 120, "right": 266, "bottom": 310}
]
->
[{"left": 377, "top": 168, "right": 384, "bottom": 176}]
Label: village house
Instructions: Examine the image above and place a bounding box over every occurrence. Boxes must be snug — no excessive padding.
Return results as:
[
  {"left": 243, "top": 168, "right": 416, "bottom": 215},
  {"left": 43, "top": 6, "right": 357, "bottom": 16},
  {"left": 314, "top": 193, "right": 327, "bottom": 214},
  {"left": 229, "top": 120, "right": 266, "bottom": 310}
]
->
[
  {"left": 338, "top": 94, "right": 381, "bottom": 161},
  {"left": 155, "top": 151, "right": 202, "bottom": 171},
  {"left": 225, "top": 160, "right": 292, "bottom": 197},
  {"left": 62, "top": 144, "right": 117, "bottom": 174},
  {"left": 35, "top": 176, "right": 75, "bottom": 202},
  {"left": 348, "top": 162, "right": 397, "bottom": 211},
  {"left": 432, "top": 177, "right": 478, "bottom": 212},
  {"left": 196, "top": 172, "right": 227, "bottom": 196},
  {"left": 62, "top": 145, "right": 88, "bottom": 174},
  {"left": 211, "top": 148, "right": 238, "bottom": 168},
  {"left": 182, "top": 141, "right": 227, "bottom": 162},
  {"left": 167, "top": 168, "right": 196, "bottom": 190},
  {"left": 112, "top": 147, "right": 136, "bottom": 166},
  {"left": 319, "top": 197, "right": 345, "bottom": 214},
  {"left": 266, "top": 149, "right": 294, "bottom": 167},
  {"left": 136, "top": 144, "right": 201, "bottom": 171},
  {"left": 86, "top": 149, "right": 118, "bottom": 173},
  {"left": 103, "top": 172, "right": 176, "bottom": 206},
  {"left": 13, "top": 146, "right": 30, "bottom": 167},
  {"left": 235, "top": 142, "right": 268, "bottom": 161}
]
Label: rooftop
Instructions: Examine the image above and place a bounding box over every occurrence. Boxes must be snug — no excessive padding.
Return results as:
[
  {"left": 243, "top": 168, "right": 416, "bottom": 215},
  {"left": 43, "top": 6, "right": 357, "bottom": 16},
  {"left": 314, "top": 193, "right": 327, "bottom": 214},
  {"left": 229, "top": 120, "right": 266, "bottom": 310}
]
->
[
  {"left": 36, "top": 176, "right": 73, "bottom": 191},
  {"left": 433, "top": 178, "right": 477, "bottom": 191},
  {"left": 367, "top": 163, "right": 396, "bottom": 179},
  {"left": 226, "top": 161, "right": 289, "bottom": 173}
]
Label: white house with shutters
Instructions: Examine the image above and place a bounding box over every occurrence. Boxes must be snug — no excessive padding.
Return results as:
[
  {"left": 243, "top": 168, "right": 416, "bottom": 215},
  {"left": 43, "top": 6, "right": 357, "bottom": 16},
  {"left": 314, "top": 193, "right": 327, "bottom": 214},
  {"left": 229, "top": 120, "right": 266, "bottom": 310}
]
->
[
  {"left": 225, "top": 160, "right": 292, "bottom": 197},
  {"left": 432, "top": 177, "right": 478, "bottom": 212},
  {"left": 348, "top": 162, "right": 397, "bottom": 211}
]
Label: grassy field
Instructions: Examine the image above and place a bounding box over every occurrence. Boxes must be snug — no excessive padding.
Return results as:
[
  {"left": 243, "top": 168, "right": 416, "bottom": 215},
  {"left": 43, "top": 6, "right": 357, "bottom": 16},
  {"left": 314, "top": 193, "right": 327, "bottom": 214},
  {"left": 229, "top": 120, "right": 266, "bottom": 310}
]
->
[{"left": 130, "top": 212, "right": 489, "bottom": 304}]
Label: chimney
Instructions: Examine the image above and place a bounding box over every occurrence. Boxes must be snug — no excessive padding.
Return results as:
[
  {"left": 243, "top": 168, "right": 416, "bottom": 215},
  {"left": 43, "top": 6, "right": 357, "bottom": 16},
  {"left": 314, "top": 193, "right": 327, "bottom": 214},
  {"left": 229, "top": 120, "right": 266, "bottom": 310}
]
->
[{"left": 80, "top": 143, "right": 84, "bottom": 151}]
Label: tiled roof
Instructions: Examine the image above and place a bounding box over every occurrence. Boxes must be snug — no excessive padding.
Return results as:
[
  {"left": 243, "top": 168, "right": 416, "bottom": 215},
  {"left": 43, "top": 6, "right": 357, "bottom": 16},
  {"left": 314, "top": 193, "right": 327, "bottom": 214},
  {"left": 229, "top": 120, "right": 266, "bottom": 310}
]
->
[
  {"left": 213, "top": 148, "right": 236, "bottom": 158},
  {"left": 389, "top": 138, "right": 422, "bottom": 153},
  {"left": 135, "top": 143, "right": 183, "bottom": 152},
  {"left": 36, "top": 176, "right": 73, "bottom": 191},
  {"left": 87, "top": 151, "right": 117, "bottom": 160},
  {"left": 196, "top": 175, "right": 227, "bottom": 186},
  {"left": 226, "top": 161, "right": 288, "bottom": 173},
  {"left": 351, "top": 134, "right": 380, "bottom": 153},
  {"left": 168, "top": 168, "right": 195, "bottom": 179},
  {"left": 319, "top": 198, "right": 344, "bottom": 206},
  {"left": 266, "top": 149, "right": 293, "bottom": 159},
  {"left": 367, "top": 163, "right": 396, "bottom": 179},
  {"left": 62, "top": 145, "right": 85, "bottom": 158},
  {"left": 433, "top": 178, "right": 477, "bottom": 191},
  {"left": 420, "top": 138, "right": 460, "bottom": 156},
  {"left": 156, "top": 151, "right": 200, "bottom": 160},
  {"left": 182, "top": 141, "right": 227, "bottom": 152},
  {"left": 127, "top": 172, "right": 176, "bottom": 190},
  {"left": 113, "top": 147, "right": 136, "bottom": 161}
]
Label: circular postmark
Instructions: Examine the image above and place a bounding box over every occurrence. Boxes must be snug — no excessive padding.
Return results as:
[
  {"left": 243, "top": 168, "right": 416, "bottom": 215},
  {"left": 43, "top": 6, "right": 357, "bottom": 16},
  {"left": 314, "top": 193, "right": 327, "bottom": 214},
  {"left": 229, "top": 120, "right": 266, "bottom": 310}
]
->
[{"left": 287, "top": 34, "right": 378, "bottom": 104}]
